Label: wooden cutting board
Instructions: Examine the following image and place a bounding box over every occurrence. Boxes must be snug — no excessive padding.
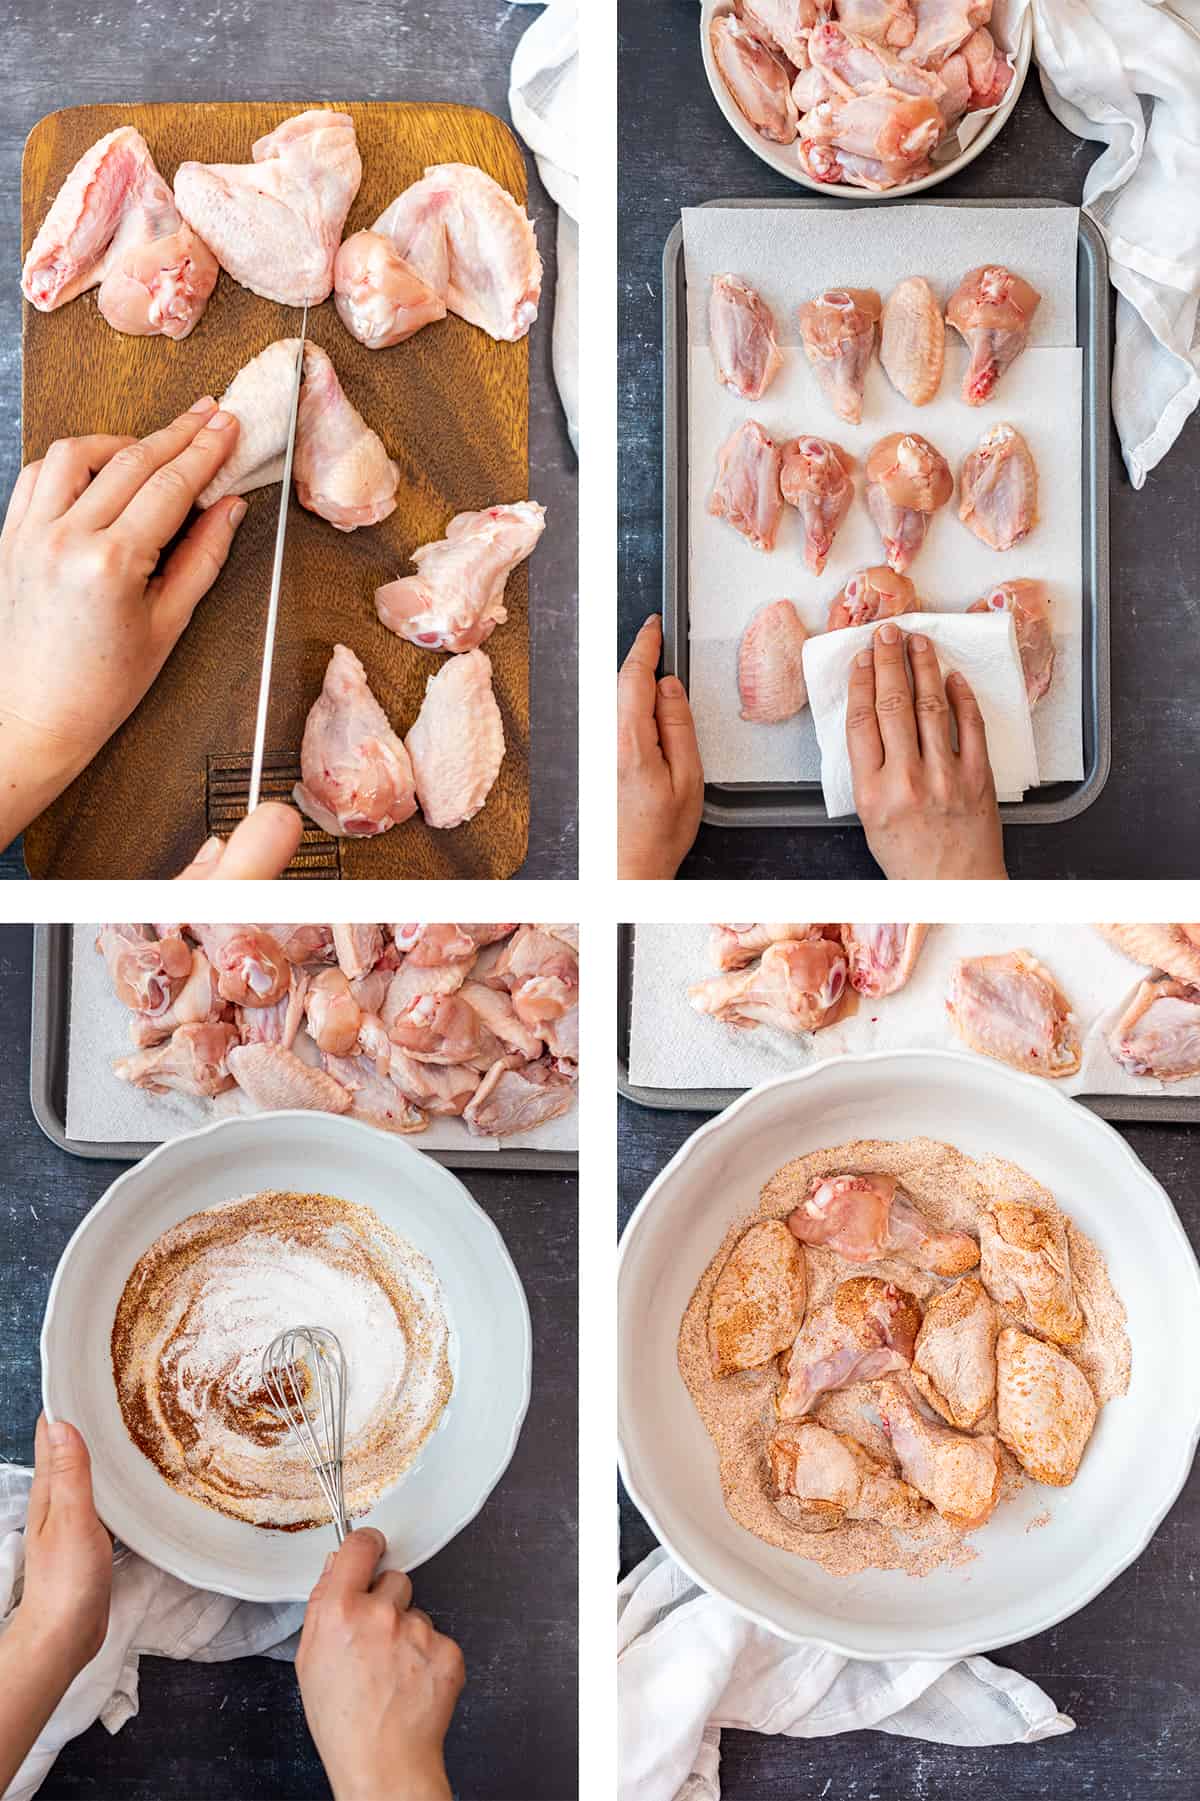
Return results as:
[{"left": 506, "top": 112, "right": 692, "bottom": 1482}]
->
[{"left": 21, "top": 101, "right": 531, "bottom": 880}]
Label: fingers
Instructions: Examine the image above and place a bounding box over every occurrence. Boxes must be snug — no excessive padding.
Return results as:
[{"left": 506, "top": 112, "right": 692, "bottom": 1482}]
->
[
  {"left": 21, "top": 435, "right": 138, "bottom": 528},
  {"left": 870, "top": 623, "right": 920, "bottom": 763},
  {"left": 906, "top": 632, "right": 954, "bottom": 763},
  {"left": 39, "top": 1417, "right": 97, "bottom": 1524},
  {"left": 107, "top": 406, "right": 242, "bottom": 552},
  {"left": 147, "top": 494, "right": 247, "bottom": 647},
  {"left": 947, "top": 671, "right": 994, "bottom": 787},
  {"left": 371, "top": 1569, "right": 414, "bottom": 1610},
  {"left": 845, "top": 645, "right": 883, "bottom": 778},
  {"left": 617, "top": 615, "right": 664, "bottom": 765},
  {"left": 27, "top": 1413, "right": 54, "bottom": 1535},
  {"left": 317, "top": 1526, "right": 387, "bottom": 1600},
  {"left": 654, "top": 675, "right": 701, "bottom": 797},
  {"left": 67, "top": 398, "right": 218, "bottom": 532},
  {"left": 1, "top": 462, "right": 44, "bottom": 545},
  {"left": 176, "top": 802, "right": 302, "bottom": 882}
]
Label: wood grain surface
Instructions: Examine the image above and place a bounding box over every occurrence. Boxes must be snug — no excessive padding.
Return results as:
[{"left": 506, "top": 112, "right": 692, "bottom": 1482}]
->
[{"left": 21, "top": 100, "right": 532, "bottom": 880}]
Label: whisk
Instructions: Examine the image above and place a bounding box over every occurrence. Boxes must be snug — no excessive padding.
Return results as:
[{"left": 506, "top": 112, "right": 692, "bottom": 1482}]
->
[{"left": 261, "top": 1325, "right": 349, "bottom": 1542}]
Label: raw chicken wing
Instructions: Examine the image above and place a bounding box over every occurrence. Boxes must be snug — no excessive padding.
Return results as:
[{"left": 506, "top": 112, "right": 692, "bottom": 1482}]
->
[
  {"left": 802, "top": 90, "right": 942, "bottom": 179},
  {"left": 806, "top": 22, "right": 951, "bottom": 111},
  {"left": 387, "top": 991, "right": 497, "bottom": 1065},
  {"left": 464, "top": 1058, "right": 575, "bottom": 1136},
  {"left": 688, "top": 939, "right": 847, "bottom": 1033},
  {"left": 958, "top": 422, "right": 1036, "bottom": 551},
  {"left": 995, "top": 1326, "right": 1096, "bottom": 1486},
  {"left": 979, "top": 1198, "right": 1084, "bottom": 1345},
  {"left": 404, "top": 650, "right": 505, "bottom": 829},
  {"left": 235, "top": 969, "right": 308, "bottom": 1050},
  {"left": 374, "top": 502, "right": 545, "bottom": 652},
  {"left": 738, "top": 600, "right": 810, "bottom": 723},
  {"left": 779, "top": 436, "right": 854, "bottom": 574},
  {"left": 865, "top": 431, "right": 952, "bottom": 572},
  {"left": 321, "top": 1053, "right": 427, "bottom": 1134},
  {"left": 174, "top": 109, "right": 361, "bottom": 305},
  {"left": 768, "top": 1420, "right": 927, "bottom": 1532},
  {"left": 710, "top": 14, "right": 799, "bottom": 143},
  {"left": 97, "top": 924, "right": 191, "bottom": 1014},
  {"left": 902, "top": 0, "right": 991, "bottom": 66},
  {"left": 879, "top": 276, "right": 944, "bottom": 404},
  {"left": 1097, "top": 924, "right": 1200, "bottom": 988},
  {"left": 189, "top": 926, "right": 291, "bottom": 1009},
  {"left": 710, "top": 924, "right": 824, "bottom": 970},
  {"left": 911, "top": 1275, "right": 998, "bottom": 1428},
  {"left": 708, "top": 1219, "right": 808, "bottom": 1378},
  {"left": 129, "top": 949, "right": 224, "bottom": 1048},
  {"left": 946, "top": 264, "right": 1041, "bottom": 404},
  {"left": 738, "top": 0, "right": 820, "bottom": 64},
  {"left": 709, "top": 273, "right": 783, "bottom": 400},
  {"left": 874, "top": 1377, "right": 1002, "bottom": 1530},
  {"left": 460, "top": 981, "right": 545, "bottom": 1060},
  {"left": 799, "top": 288, "right": 880, "bottom": 423},
  {"left": 786, "top": 1172, "right": 978, "bottom": 1274},
  {"left": 394, "top": 923, "right": 479, "bottom": 964},
  {"left": 840, "top": 923, "right": 927, "bottom": 996},
  {"left": 947, "top": 950, "right": 1081, "bottom": 1078},
  {"left": 386, "top": 1044, "right": 480, "bottom": 1118},
  {"left": 226, "top": 1042, "right": 352, "bottom": 1113},
  {"left": 293, "top": 644, "right": 417, "bottom": 839},
  {"left": 114, "top": 1022, "right": 238, "bottom": 1098},
  {"left": 1110, "top": 979, "right": 1200, "bottom": 1082},
  {"left": 778, "top": 1276, "right": 921, "bottom": 1418},
  {"left": 826, "top": 564, "right": 920, "bottom": 631},
  {"left": 968, "top": 579, "right": 1054, "bottom": 704},
  {"left": 331, "top": 924, "right": 386, "bottom": 980},
  {"left": 836, "top": 0, "right": 916, "bottom": 47},
  {"left": 708, "top": 420, "right": 784, "bottom": 551},
  {"left": 961, "top": 26, "right": 1012, "bottom": 107},
  {"left": 332, "top": 229, "right": 446, "bottom": 348},
  {"left": 304, "top": 968, "right": 362, "bottom": 1057}
]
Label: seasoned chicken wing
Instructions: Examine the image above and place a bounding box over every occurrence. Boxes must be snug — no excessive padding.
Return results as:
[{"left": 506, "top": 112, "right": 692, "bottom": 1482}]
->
[
  {"left": 798, "top": 288, "right": 881, "bottom": 423},
  {"left": 710, "top": 273, "right": 783, "bottom": 400},
  {"left": 865, "top": 431, "right": 953, "bottom": 572},
  {"left": 777, "top": 1275, "right": 921, "bottom": 1418},
  {"left": 979, "top": 1198, "right": 1084, "bottom": 1345},
  {"left": 946, "top": 264, "right": 1041, "bottom": 405},
  {"left": 996, "top": 1326, "right": 1096, "bottom": 1486},
  {"left": 768, "top": 1419, "right": 928, "bottom": 1532},
  {"left": 709, "top": 420, "right": 784, "bottom": 551},
  {"left": 1109, "top": 978, "right": 1200, "bottom": 1082},
  {"left": 947, "top": 951, "right": 1081, "bottom": 1079},
  {"left": 688, "top": 938, "right": 848, "bottom": 1033},
  {"left": 738, "top": 599, "right": 811, "bottom": 723},
  {"left": 875, "top": 1376, "right": 1002, "bottom": 1530},
  {"left": 911, "top": 1275, "right": 998, "bottom": 1428},
  {"left": 826, "top": 564, "right": 920, "bottom": 631},
  {"left": 786, "top": 1171, "right": 978, "bottom": 1275},
  {"left": 840, "top": 923, "right": 927, "bottom": 997},
  {"left": 779, "top": 436, "right": 855, "bottom": 574},
  {"left": 708, "top": 1219, "right": 808, "bottom": 1378}
]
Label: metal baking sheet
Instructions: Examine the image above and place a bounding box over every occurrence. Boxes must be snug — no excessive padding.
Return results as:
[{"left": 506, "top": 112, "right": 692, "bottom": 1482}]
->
[
  {"left": 31, "top": 927, "right": 577, "bottom": 1172},
  {"left": 616, "top": 925, "right": 1200, "bottom": 1126},
  {"left": 662, "top": 198, "right": 1111, "bottom": 829}
]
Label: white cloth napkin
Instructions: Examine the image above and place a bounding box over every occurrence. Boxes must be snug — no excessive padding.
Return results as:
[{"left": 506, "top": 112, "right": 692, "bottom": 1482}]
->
[
  {"left": 618, "top": 1549, "right": 1074, "bottom": 1801},
  {"left": 1020, "top": 0, "right": 1200, "bottom": 488},
  {"left": 510, "top": 0, "right": 579, "bottom": 451},
  {"left": 802, "top": 612, "right": 1038, "bottom": 818},
  {"left": 0, "top": 1465, "right": 303, "bottom": 1801}
]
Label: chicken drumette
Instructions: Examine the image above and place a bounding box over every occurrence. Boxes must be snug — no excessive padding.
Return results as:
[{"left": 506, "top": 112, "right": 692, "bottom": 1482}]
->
[
  {"left": 777, "top": 1275, "right": 921, "bottom": 1419},
  {"left": 786, "top": 1172, "right": 979, "bottom": 1275},
  {"left": 767, "top": 1419, "right": 928, "bottom": 1532}
]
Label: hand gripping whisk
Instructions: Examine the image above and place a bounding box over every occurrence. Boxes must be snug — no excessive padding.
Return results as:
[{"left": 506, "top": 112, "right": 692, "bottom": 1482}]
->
[{"left": 262, "top": 1326, "right": 349, "bottom": 1542}]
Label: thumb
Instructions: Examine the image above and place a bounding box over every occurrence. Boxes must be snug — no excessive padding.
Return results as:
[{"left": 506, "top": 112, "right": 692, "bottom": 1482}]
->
[{"left": 41, "top": 1418, "right": 97, "bottom": 1522}]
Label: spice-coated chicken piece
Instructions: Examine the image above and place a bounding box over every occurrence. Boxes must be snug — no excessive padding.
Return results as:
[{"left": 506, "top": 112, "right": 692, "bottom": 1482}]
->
[
  {"left": 902, "top": 0, "right": 992, "bottom": 67},
  {"left": 798, "top": 288, "right": 881, "bottom": 423},
  {"left": 464, "top": 1058, "right": 575, "bottom": 1137},
  {"left": 688, "top": 938, "right": 848, "bottom": 1033},
  {"left": 967, "top": 579, "right": 1054, "bottom": 704},
  {"left": 865, "top": 431, "right": 953, "bottom": 572},
  {"left": 958, "top": 422, "right": 1037, "bottom": 551},
  {"left": 840, "top": 923, "right": 928, "bottom": 997},
  {"left": 947, "top": 951, "right": 1081, "bottom": 1079},
  {"left": 188, "top": 926, "right": 291, "bottom": 1009},
  {"left": 911, "top": 1275, "right": 998, "bottom": 1428},
  {"left": 708, "top": 420, "right": 784, "bottom": 551},
  {"left": 114, "top": 1022, "right": 238, "bottom": 1099},
  {"left": 786, "top": 1172, "right": 979, "bottom": 1275},
  {"left": 374, "top": 503, "right": 545, "bottom": 654},
  {"left": 979, "top": 1198, "right": 1084, "bottom": 1345},
  {"left": 293, "top": 644, "right": 417, "bottom": 840},
  {"left": 836, "top": 0, "right": 916, "bottom": 49},
  {"left": 777, "top": 1276, "right": 921, "bottom": 1419},
  {"left": 995, "top": 1327, "right": 1096, "bottom": 1486},
  {"left": 738, "top": 600, "right": 811, "bottom": 723},
  {"left": 768, "top": 1419, "right": 928, "bottom": 1532},
  {"left": 1109, "top": 979, "right": 1200, "bottom": 1082},
  {"left": 710, "top": 13, "right": 800, "bottom": 143},
  {"left": 405, "top": 650, "right": 506, "bottom": 830},
  {"left": 710, "top": 273, "right": 783, "bottom": 400},
  {"left": 708, "top": 1219, "right": 808, "bottom": 1378},
  {"left": 802, "top": 89, "right": 942, "bottom": 180},
  {"left": 826, "top": 564, "right": 920, "bottom": 631},
  {"left": 226, "top": 1042, "right": 353, "bottom": 1113},
  {"left": 779, "top": 436, "right": 855, "bottom": 574},
  {"left": 709, "top": 924, "right": 827, "bottom": 970},
  {"left": 97, "top": 924, "right": 193, "bottom": 1015},
  {"left": 874, "top": 1376, "right": 1002, "bottom": 1530},
  {"left": 879, "top": 276, "right": 944, "bottom": 404},
  {"left": 1096, "top": 925, "right": 1200, "bottom": 988},
  {"left": 738, "top": 0, "right": 821, "bottom": 65},
  {"left": 946, "top": 264, "right": 1041, "bottom": 404}
]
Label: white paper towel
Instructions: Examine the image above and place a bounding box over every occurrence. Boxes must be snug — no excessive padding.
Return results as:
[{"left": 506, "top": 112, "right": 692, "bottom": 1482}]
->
[
  {"left": 804, "top": 611, "right": 1038, "bottom": 817},
  {"left": 66, "top": 929, "right": 578, "bottom": 1155},
  {"left": 628, "top": 923, "right": 1200, "bottom": 1101},
  {"left": 681, "top": 204, "right": 1084, "bottom": 791}
]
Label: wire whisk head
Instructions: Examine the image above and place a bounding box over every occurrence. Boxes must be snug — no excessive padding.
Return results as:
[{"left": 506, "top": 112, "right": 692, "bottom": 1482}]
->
[{"left": 261, "top": 1325, "right": 348, "bottom": 1542}]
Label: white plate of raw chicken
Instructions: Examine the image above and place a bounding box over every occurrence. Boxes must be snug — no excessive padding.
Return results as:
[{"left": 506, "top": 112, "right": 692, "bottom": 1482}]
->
[{"left": 618, "top": 1049, "right": 1200, "bottom": 1657}]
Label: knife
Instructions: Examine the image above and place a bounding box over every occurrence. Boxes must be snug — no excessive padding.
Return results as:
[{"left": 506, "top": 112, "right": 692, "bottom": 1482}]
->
[{"left": 247, "top": 303, "right": 308, "bottom": 815}]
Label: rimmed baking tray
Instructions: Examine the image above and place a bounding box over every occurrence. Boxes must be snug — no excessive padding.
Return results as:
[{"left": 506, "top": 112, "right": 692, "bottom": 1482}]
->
[
  {"left": 30, "top": 926, "right": 577, "bottom": 1171},
  {"left": 616, "top": 925, "right": 1200, "bottom": 1126},
  {"left": 662, "top": 198, "right": 1111, "bottom": 829}
]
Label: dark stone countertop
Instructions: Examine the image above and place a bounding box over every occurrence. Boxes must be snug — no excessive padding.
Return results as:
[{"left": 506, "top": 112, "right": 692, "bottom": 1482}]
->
[
  {"left": 0, "top": 926, "right": 578, "bottom": 1800},
  {"left": 0, "top": 0, "right": 576, "bottom": 881},
  {"left": 618, "top": 0, "right": 1200, "bottom": 880},
  {"left": 619, "top": 1094, "right": 1200, "bottom": 1798}
]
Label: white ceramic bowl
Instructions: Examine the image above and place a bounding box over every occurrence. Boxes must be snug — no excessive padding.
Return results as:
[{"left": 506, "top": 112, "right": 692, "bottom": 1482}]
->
[
  {"left": 700, "top": 0, "right": 1033, "bottom": 198},
  {"left": 43, "top": 1110, "right": 531, "bottom": 1602},
  {"left": 618, "top": 1050, "right": 1200, "bottom": 1659}
]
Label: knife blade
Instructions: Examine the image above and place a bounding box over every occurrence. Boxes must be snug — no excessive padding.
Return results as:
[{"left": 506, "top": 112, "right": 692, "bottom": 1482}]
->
[{"left": 247, "top": 303, "right": 308, "bottom": 815}]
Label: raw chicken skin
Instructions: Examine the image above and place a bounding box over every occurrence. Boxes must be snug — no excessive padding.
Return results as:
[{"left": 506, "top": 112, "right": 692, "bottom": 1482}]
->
[
  {"left": 709, "top": 924, "right": 823, "bottom": 970},
  {"left": 865, "top": 431, "right": 952, "bottom": 571},
  {"left": 710, "top": 14, "right": 799, "bottom": 144},
  {"left": 958, "top": 423, "right": 1037, "bottom": 551},
  {"left": 961, "top": 26, "right": 1012, "bottom": 107},
  {"left": 840, "top": 922, "right": 928, "bottom": 995},
  {"left": 837, "top": 0, "right": 916, "bottom": 48},
  {"left": 826, "top": 565, "right": 920, "bottom": 630},
  {"left": 96, "top": 924, "right": 191, "bottom": 1014},
  {"left": 875, "top": 1377, "right": 1002, "bottom": 1530},
  {"left": 879, "top": 276, "right": 944, "bottom": 404},
  {"left": 707, "top": 1218, "right": 808, "bottom": 1379},
  {"left": 226, "top": 1042, "right": 353, "bottom": 1113},
  {"left": 738, "top": 599, "right": 810, "bottom": 723},
  {"left": 779, "top": 436, "right": 854, "bottom": 573},
  {"left": 911, "top": 1276, "right": 998, "bottom": 1429},
  {"left": 22, "top": 126, "right": 217, "bottom": 339},
  {"left": 739, "top": 0, "right": 821, "bottom": 65},
  {"left": 321, "top": 1052, "right": 427, "bottom": 1134},
  {"left": 174, "top": 109, "right": 361, "bottom": 305},
  {"left": 1098, "top": 924, "right": 1200, "bottom": 988},
  {"left": 786, "top": 1172, "right": 978, "bottom": 1274},
  {"left": 1110, "top": 978, "right": 1200, "bottom": 1082},
  {"left": 967, "top": 579, "right": 1054, "bottom": 704},
  {"left": 687, "top": 938, "right": 847, "bottom": 1033},
  {"left": 374, "top": 502, "right": 545, "bottom": 653},
  {"left": 332, "top": 230, "right": 446, "bottom": 348},
  {"left": 995, "top": 1327, "right": 1096, "bottom": 1487},
  {"left": 708, "top": 420, "right": 784, "bottom": 551},
  {"left": 293, "top": 644, "right": 417, "bottom": 839},
  {"left": 710, "top": 273, "right": 783, "bottom": 400},
  {"left": 946, "top": 264, "right": 1041, "bottom": 404},
  {"left": 902, "top": 0, "right": 991, "bottom": 68},
  {"left": 778, "top": 1276, "right": 921, "bottom": 1419},
  {"left": 979, "top": 1199, "right": 1084, "bottom": 1345},
  {"left": 464, "top": 1059, "right": 575, "bottom": 1137},
  {"left": 798, "top": 288, "right": 880, "bottom": 424},
  {"left": 404, "top": 650, "right": 505, "bottom": 830},
  {"left": 948, "top": 950, "right": 1082, "bottom": 1078}
]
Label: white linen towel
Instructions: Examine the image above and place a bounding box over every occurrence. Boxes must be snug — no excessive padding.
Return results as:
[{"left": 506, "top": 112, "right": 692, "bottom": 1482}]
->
[
  {"left": 802, "top": 612, "right": 1039, "bottom": 818},
  {"left": 618, "top": 1549, "right": 1074, "bottom": 1801},
  {"left": 510, "top": 0, "right": 579, "bottom": 451},
  {"left": 0, "top": 1465, "right": 303, "bottom": 1801}
]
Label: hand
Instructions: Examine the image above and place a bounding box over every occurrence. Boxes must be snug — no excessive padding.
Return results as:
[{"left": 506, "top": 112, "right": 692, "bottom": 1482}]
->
[
  {"left": 176, "top": 802, "right": 303, "bottom": 880},
  {"left": 296, "top": 1528, "right": 464, "bottom": 1801},
  {"left": 617, "top": 615, "right": 703, "bottom": 879},
  {"left": 0, "top": 398, "right": 245, "bottom": 849},
  {"left": 847, "top": 623, "right": 1007, "bottom": 880}
]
